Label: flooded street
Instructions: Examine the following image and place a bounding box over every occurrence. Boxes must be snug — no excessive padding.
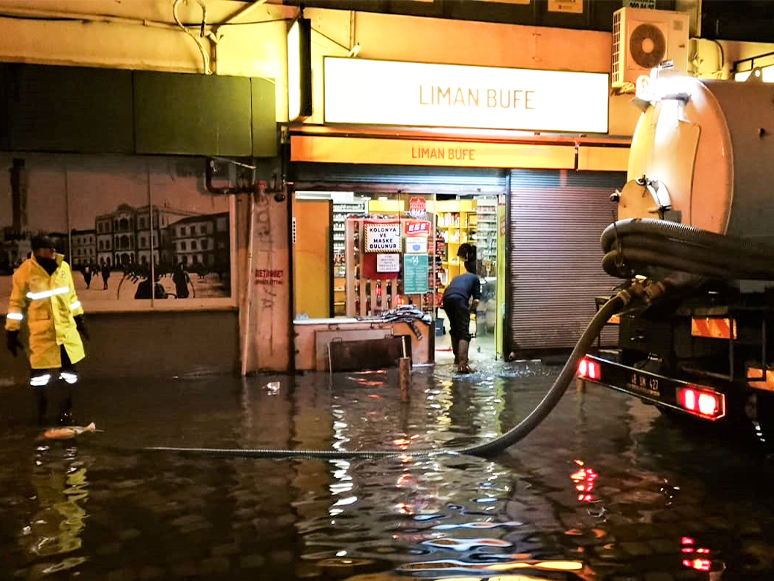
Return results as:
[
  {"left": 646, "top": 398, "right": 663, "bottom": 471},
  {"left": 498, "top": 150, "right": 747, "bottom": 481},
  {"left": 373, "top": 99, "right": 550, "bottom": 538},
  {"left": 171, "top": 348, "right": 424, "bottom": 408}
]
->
[{"left": 2, "top": 361, "right": 774, "bottom": 580}]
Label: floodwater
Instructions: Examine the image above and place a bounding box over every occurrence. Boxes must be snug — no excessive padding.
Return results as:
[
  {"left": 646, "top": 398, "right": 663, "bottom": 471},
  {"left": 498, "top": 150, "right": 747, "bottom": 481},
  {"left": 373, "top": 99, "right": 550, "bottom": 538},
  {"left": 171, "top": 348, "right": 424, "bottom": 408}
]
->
[{"left": 2, "top": 361, "right": 774, "bottom": 580}]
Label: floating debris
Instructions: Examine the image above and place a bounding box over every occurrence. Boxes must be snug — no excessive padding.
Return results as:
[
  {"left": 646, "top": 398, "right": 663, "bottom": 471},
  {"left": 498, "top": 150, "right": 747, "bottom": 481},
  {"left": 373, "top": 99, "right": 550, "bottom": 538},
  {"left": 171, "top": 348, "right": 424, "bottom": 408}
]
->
[
  {"left": 42, "top": 422, "right": 100, "bottom": 440},
  {"left": 264, "top": 381, "right": 281, "bottom": 394}
]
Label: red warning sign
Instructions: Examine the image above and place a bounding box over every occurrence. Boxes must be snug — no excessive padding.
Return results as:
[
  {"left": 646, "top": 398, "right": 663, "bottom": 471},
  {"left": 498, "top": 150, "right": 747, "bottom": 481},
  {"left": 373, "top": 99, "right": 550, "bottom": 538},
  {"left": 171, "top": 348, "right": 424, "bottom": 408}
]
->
[{"left": 404, "top": 220, "right": 431, "bottom": 236}]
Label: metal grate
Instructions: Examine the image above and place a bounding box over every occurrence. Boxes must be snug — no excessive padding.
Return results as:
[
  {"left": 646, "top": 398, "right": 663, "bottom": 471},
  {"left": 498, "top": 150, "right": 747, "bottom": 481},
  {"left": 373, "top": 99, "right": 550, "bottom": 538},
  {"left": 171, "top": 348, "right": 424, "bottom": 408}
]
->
[
  {"left": 612, "top": 11, "right": 621, "bottom": 86},
  {"left": 508, "top": 170, "right": 625, "bottom": 352}
]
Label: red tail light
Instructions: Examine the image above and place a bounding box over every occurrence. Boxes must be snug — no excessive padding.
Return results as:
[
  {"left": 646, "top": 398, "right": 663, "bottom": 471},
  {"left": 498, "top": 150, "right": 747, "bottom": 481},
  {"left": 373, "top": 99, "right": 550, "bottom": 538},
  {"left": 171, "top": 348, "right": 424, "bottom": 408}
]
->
[
  {"left": 676, "top": 386, "right": 725, "bottom": 420},
  {"left": 578, "top": 358, "right": 601, "bottom": 380}
]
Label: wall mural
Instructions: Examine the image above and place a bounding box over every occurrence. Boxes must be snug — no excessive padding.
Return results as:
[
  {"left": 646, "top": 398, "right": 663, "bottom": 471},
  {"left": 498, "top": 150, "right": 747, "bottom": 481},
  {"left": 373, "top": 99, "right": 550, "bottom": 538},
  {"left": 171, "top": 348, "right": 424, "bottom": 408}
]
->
[{"left": 0, "top": 154, "right": 233, "bottom": 312}]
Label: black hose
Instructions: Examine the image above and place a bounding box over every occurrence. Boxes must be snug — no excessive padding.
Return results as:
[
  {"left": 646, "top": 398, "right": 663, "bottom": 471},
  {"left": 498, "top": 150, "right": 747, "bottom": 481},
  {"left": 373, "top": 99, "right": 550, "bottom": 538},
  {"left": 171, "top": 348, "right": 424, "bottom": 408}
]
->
[
  {"left": 143, "top": 293, "right": 627, "bottom": 460},
  {"left": 603, "top": 247, "right": 732, "bottom": 279},
  {"left": 601, "top": 219, "right": 774, "bottom": 280},
  {"left": 604, "top": 247, "right": 774, "bottom": 280},
  {"left": 602, "top": 218, "right": 774, "bottom": 260},
  {"left": 606, "top": 234, "right": 774, "bottom": 273}
]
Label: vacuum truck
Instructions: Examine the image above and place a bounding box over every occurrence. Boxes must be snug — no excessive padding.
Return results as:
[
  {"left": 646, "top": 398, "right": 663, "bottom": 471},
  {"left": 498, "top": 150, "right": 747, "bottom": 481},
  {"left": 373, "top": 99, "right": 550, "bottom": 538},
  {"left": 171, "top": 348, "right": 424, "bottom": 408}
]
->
[{"left": 578, "top": 69, "right": 774, "bottom": 437}]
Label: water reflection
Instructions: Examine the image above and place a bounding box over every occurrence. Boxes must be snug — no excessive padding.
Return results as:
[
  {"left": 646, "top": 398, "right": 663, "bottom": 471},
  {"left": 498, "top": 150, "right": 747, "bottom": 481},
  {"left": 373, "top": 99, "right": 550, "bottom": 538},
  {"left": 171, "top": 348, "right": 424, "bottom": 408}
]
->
[
  {"left": 22, "top": 443, "right": 90, "bottom": 575},
  {"left": 569, "top": 460, "right": 597, "bottom": 504},
  {"left": 0, "top": 362, "right": 770, "bottom": 578}
]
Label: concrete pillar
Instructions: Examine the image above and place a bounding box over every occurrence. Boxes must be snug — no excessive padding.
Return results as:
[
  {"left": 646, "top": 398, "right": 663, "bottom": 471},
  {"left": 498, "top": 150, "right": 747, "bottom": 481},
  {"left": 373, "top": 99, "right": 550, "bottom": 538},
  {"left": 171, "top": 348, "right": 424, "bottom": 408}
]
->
[{"left": 238, "top": 187, "right": 292, "bottom": 373}]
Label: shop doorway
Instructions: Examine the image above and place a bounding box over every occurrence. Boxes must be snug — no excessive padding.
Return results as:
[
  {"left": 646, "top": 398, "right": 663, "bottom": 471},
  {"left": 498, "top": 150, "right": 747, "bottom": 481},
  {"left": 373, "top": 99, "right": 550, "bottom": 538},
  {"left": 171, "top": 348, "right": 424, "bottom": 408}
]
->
[
  {"left": 292, "top": 190, "right": 506, "bottom": 364},
  {"left": 433, "top": 193, "right": 505, "bottom": 365}
]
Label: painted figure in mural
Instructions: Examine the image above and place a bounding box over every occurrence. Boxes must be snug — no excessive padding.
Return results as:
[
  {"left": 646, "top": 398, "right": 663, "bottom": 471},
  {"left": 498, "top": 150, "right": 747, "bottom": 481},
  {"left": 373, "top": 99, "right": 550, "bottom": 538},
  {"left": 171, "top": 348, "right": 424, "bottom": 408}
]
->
[
  {"left": 172, "top": 262, "right": 190, "bottom": 299},
  {"left": 442, "top": 255, "right": 480, "bottom": 374},
  {"left": 100, "top": 263, "right": 110, "bottom": 290},
  {"left": 134, "top": 273, "right": 168, "bottom": 300},
  {"left": 5, "top": 235, "right": 88, "bottom": 426},
  {"left": 82, "top": 264, "right": 92, "bottom": 289}
]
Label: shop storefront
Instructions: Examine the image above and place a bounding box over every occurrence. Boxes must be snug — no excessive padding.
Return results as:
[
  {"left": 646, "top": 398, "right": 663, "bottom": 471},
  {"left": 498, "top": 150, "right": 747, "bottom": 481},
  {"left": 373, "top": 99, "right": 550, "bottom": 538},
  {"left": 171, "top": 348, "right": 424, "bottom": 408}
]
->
[{"left": 289, "top": 57, "right": 629, "bottom": 368}]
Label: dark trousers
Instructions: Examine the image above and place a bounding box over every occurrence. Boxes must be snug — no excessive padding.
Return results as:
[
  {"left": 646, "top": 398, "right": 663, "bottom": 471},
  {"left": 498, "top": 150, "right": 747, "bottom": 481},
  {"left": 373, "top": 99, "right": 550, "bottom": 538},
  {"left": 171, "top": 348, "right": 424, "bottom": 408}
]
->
[
  {"left": 30, "top": 346, "right": 78, "bottom": 424},
  {"left": 443, "top": 295, "right": 471, "bottom": 342}
]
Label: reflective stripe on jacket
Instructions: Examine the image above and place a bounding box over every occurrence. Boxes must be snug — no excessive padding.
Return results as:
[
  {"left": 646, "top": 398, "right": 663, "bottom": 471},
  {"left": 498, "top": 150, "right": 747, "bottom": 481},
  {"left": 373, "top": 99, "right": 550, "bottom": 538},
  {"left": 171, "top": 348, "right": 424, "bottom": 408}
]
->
[{"left": 4, "top": 254, "right": 85, "bottom": 369}]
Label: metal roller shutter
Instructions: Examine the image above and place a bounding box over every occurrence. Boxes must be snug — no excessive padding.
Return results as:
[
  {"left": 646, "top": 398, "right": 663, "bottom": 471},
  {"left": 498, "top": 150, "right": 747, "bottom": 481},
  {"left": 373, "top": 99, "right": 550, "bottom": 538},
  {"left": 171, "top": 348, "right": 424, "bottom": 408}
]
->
[
  {"left": 290, "top": 163, "right": 507, "bottom": 195},
  {"left": 508, "top": 169, "right": 625, "bottom": 352}
]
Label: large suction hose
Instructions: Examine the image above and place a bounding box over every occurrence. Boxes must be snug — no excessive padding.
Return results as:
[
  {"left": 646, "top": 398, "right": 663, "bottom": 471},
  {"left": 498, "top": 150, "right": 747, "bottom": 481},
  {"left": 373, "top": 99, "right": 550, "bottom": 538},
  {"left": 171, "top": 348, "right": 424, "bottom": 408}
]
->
[
  {"left": 602, "top": 219, "right": 774, "bottom": 280},
  {"left": 145, "top": 293, "right": 627, "bottom": 459}
]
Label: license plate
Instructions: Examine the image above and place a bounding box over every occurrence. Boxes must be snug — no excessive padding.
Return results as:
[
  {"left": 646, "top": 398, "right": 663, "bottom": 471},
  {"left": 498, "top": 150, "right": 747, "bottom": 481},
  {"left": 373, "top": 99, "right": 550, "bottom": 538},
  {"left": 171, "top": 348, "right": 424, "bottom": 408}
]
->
[{"left": 626, "top": 371, "right": 661, "bottom": 398}]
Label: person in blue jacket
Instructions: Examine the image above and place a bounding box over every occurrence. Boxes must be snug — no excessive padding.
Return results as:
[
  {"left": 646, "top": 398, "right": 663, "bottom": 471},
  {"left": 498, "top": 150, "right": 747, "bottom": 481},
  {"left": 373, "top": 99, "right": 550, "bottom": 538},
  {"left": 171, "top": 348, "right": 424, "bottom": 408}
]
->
[{"left": 442, "top": 258, "right": 480, "bottom": 374}]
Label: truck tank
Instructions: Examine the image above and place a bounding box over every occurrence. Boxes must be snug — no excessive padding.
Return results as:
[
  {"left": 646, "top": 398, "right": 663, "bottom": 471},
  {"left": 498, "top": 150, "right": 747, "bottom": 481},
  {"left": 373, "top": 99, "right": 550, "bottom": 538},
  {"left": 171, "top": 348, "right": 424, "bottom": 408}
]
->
[{"left": 619, "top": 74, "right": 774, "bottom": 244}]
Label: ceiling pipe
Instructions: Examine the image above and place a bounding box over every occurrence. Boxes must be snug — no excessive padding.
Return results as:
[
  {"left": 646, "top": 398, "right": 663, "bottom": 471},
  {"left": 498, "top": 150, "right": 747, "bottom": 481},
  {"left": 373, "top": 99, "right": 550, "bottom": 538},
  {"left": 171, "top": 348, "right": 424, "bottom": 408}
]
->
[{"left": 172, "top": 0, "right": 211, "bottom": 74}]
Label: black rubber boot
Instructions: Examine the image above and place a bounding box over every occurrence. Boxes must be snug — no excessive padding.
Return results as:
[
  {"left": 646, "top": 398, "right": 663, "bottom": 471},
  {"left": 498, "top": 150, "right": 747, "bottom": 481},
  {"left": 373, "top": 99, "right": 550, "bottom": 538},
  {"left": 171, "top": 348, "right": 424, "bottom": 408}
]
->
[
  {"left": 35, "top": 389, "right": 48, "bottom": 426},
  {"left": 58, "top": 386, "right": 75, "bottom": 426}
]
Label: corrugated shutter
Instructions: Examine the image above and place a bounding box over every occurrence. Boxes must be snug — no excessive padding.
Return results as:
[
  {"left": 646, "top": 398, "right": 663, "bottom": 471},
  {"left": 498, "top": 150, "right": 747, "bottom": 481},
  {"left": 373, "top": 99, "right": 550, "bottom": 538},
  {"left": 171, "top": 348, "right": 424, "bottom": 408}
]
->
[
  {"left": 509, "top": 169, "right": 625, "bottom": 352},
  {"left": 291, "top": 163, "right": 507, "bottom": 194}
]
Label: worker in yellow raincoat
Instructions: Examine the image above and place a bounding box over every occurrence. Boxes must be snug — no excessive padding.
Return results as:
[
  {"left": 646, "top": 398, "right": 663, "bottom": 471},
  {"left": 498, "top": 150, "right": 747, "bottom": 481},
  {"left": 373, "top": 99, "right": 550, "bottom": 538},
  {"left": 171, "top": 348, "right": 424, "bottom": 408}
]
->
[{"left": 5, "top": 235, "right": 88, "bottom": 426}]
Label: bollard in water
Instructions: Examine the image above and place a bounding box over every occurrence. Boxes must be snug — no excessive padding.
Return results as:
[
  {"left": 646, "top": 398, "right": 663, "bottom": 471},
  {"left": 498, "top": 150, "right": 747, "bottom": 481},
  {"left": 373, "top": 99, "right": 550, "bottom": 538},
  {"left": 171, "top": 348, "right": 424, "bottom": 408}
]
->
[{"left": 399, "top": 357, "right": 412, "bottom": 402}]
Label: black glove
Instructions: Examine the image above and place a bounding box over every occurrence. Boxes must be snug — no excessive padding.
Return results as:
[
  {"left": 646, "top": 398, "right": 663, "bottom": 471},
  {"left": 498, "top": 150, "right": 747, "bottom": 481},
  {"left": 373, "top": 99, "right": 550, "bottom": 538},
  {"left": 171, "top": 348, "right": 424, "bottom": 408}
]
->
[
  {"left": 6, "top": 330, "right": 20, "bottom": 357},
  {"left": 74, "top": 315, "right": 89, "bottom": 341}
]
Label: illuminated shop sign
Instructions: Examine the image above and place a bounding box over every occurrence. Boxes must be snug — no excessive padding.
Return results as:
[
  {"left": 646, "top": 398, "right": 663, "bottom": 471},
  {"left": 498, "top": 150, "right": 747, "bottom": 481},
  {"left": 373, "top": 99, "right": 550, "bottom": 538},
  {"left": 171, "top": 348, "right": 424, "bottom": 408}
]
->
[
  {"left": 324, "top": 57, "right": 609, "bottom": 133},
  {"left": 290, "top": 135, "right": 576, "bottom": 169}
]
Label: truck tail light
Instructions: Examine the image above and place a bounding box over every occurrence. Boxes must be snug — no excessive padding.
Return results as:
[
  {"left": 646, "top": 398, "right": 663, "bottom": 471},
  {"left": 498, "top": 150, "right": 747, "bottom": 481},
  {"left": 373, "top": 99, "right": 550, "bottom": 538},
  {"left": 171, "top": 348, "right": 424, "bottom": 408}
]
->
[
  {"left": 578, "top": 358, "right": 601, "bottom": 381},
  {"left": 676, "top": 386, "right": 725, "bottom": 420}
]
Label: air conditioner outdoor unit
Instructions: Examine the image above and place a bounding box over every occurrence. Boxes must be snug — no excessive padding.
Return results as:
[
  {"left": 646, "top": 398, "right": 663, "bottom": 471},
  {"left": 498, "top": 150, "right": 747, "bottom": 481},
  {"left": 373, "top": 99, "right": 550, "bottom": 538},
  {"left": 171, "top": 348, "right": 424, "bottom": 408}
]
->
[{"left": 612, "top": 7, "right": 690, "bottom": 89}]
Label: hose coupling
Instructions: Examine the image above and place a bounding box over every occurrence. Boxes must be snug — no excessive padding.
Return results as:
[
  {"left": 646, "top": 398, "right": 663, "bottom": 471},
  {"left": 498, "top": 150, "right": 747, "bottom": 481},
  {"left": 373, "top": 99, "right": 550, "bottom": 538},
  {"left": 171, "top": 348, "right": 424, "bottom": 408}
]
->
[
  {"left": 616, "top": 288, "right": 634, "bottom": 306},
  {"left": 621, "top": 279, "right": 668, "bottom": 307},
  {"left": 642, "top": 281, "right": 668, "bottom": 304}
]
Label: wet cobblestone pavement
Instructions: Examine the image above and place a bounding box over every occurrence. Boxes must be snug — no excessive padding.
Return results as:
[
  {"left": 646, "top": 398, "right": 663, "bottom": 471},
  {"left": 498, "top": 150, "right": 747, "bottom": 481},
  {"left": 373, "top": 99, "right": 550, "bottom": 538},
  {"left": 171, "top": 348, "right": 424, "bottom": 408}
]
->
[{"left": 2, "top": 361, "right": 774, "bottom": 580}]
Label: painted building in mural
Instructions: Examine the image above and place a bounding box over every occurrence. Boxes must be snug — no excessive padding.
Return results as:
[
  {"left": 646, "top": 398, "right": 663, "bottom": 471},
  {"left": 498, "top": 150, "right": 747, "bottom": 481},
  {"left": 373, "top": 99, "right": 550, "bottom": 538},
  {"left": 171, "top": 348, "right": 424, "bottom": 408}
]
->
[
  {"left": 82, "top": 204, "right": 230, "bottom": 272},
  {"left": 0, "top": 228, "right": 31, "bottom": 274},
  {"left": 136, "top": 205, "right": 170, "bottom": 266},
  {"left": 71, "top": 229, "right": 96, "bottom": 267},
  {"left": 168, "top": 212, "right": 230, "bottom": 274},
  {"left": 96, "top": 214, "right": 114, "bottom": 267}
]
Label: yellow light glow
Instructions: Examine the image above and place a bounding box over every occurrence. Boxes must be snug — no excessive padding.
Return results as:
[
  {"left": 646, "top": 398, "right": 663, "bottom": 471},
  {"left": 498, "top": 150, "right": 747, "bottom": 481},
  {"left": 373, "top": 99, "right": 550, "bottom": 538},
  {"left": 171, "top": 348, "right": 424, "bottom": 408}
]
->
[
  {"left": 287, "top": 18, "right": 311, "bottom": 120},
  {"left": 287, "top": 20, "right": 301, "bottom": 120},
  {"left": 733, "top": 68, "right": 774, "bottom": 83}
]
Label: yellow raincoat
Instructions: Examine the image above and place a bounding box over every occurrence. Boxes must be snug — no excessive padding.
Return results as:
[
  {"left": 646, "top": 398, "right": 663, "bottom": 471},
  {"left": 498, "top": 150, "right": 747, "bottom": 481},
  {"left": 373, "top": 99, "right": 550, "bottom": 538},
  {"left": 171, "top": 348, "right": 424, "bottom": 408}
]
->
[{"left": 4, "top": 254, "right": 85, "bottom": 369}]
